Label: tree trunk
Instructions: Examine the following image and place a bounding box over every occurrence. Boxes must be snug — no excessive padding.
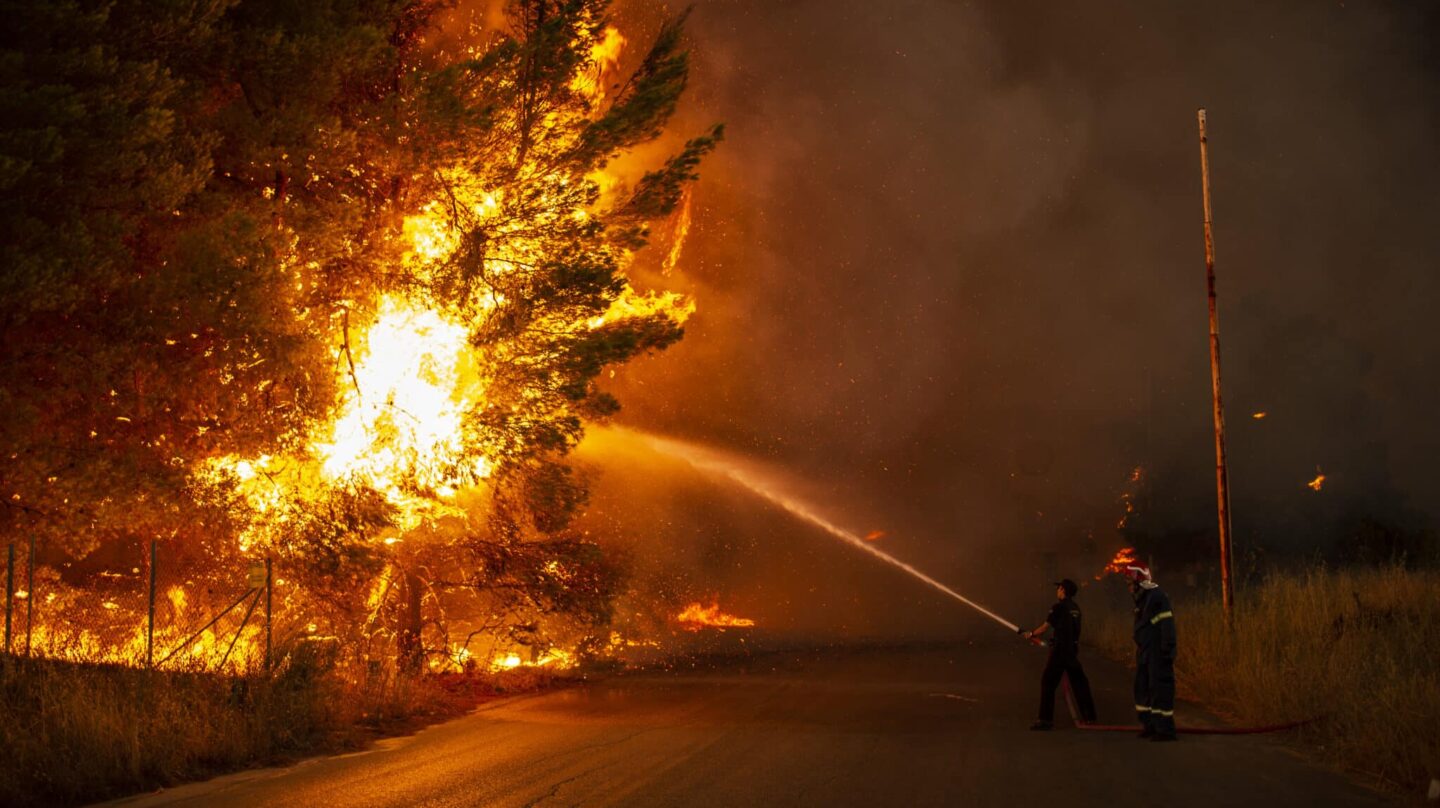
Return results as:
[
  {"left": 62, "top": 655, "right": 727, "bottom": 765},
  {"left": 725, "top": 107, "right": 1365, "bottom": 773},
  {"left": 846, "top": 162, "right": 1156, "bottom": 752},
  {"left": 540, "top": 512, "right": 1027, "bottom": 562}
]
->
[{"left": 396, "top": 568, "right": 424, "bottom": 672}]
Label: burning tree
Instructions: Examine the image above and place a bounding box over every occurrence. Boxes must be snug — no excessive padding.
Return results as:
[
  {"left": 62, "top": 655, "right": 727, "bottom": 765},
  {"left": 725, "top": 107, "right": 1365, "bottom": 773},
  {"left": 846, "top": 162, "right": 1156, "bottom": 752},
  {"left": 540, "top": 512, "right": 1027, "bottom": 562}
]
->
[{"left": 0, "top": 0, "right": 718, "bottom": 672}]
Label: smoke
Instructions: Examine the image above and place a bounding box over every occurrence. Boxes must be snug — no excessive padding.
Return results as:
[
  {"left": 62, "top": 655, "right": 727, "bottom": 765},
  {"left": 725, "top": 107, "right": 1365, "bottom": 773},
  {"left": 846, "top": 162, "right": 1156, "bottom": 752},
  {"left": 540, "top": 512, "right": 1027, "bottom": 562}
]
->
[{"left": 580, "top": 0, "right": 1440, "bottom": 626}]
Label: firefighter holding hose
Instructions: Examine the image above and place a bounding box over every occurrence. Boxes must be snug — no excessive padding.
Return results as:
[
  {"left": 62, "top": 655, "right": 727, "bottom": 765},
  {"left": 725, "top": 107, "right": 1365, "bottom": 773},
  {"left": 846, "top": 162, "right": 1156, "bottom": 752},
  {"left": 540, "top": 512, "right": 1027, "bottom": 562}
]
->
[
  {"left": 1020, "top": 578, "right": 1098, "bottom": 730},
  {"left": 1127, "top": 564, "right": 1178, "bottom": 741}
]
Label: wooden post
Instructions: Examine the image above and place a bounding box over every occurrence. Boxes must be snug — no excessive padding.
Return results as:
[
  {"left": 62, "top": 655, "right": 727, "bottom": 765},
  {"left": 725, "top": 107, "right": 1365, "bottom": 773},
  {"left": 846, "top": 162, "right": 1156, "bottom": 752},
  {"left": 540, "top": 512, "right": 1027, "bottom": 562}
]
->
[
  {"left": 4, "top": 543, "right": 12, "bottom": 655},
  {"left": 146, "top": 539, "right": 157, "bottom": 668},
  {"left": 1198, "top": 108, "right": 1236, "bottom": 628},
  {"left": 25, "top": 535, "right": 34, "bottom": 657},
  {"left": 264, "top": 557, "right": 273, "bottom": 673}
]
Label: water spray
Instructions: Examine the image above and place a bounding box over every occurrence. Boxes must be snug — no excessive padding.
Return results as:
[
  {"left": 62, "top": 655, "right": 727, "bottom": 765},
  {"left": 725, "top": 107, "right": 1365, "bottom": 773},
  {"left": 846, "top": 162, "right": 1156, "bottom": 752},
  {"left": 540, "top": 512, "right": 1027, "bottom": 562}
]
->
[
  {"left": 632, "top": 429, "right": 1318, "bottom": 736},
  {"left": 632, "top": 430, "right": 1021, "bottom": 634}
]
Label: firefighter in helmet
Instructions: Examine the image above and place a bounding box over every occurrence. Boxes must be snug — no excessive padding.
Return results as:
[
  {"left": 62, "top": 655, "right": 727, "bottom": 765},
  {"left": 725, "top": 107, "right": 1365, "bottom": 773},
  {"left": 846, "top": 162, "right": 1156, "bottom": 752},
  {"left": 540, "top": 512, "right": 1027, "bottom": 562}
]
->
[
  {"left": 1127, "top": 563, "right": 1178, "bottom": 741},
  {"left": 1020, "top": 578, "right": 1098, "bottom": 729}
]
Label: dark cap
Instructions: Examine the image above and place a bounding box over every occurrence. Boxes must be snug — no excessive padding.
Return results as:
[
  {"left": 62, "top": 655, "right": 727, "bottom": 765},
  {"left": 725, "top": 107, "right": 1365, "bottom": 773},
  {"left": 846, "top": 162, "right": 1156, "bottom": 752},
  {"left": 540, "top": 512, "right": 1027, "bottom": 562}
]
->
[{"left": 1054, "top": 579, "right": 1078, "bottom": 597}]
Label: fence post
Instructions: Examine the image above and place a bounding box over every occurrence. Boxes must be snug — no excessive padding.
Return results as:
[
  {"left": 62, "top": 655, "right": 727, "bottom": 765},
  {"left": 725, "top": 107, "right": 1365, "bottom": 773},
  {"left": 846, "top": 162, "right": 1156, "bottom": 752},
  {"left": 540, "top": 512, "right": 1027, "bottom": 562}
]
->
[
  {"left": 25, "top": 535, "right": 34, "bottom": 657},
  {"left": 4, "top": 542, "right": 12, "bottom": 656},
  {"left": 146, "top": 539, "right": 157, "bottom": 668},
  {"left": 264, "top": 557, "right": 273, "bottom": 673}
]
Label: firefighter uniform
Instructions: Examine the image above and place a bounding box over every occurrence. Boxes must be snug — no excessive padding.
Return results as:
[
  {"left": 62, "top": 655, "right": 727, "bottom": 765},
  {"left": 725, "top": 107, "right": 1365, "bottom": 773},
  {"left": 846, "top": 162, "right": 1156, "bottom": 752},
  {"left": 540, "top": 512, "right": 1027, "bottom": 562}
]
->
[
  {"left": 1133, "top": 584, "right": 1178, "bottom": 738},
  {"left": 1038, "top": 595, "right": 1098, "bottom": 724}
]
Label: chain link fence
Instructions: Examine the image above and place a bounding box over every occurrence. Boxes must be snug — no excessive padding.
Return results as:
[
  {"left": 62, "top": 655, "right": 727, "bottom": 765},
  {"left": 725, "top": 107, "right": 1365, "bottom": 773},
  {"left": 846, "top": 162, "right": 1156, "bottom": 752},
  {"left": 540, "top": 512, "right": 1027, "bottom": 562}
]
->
[{"left": 3, "top": 538, "right": 276, "bottom": 674}]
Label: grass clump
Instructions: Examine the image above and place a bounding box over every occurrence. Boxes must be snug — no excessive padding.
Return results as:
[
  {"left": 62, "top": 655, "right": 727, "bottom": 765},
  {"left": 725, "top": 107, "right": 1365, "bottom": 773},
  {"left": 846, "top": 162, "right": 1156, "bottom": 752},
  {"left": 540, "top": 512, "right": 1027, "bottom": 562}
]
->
[
  {"left": 0, "top": 645, "right": 552, "bottom": 807},
  {"left": 1089, "top": 565, "right": 1440, "bottom": 796}
]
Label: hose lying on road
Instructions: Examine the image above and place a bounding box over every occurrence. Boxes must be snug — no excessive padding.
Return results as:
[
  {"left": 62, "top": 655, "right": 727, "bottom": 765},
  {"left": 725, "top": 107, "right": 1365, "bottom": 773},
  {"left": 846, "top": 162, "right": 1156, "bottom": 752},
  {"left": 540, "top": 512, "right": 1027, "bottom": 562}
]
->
[{"left": 1072, "top": 718, "right": 1322, "bottom": 735}]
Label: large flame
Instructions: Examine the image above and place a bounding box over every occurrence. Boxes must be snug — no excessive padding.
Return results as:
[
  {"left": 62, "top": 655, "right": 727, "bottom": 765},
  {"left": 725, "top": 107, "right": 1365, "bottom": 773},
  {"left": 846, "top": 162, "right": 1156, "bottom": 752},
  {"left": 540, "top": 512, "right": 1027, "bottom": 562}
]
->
[
  {"left": 676, "top": 602, "right": 756, "bottom": 631},
  {"left": 570, "top": 26, "right": 627, "bottom": 101},
  {"left": 313, "top": 296, "right": 490, "bottom": 501}
]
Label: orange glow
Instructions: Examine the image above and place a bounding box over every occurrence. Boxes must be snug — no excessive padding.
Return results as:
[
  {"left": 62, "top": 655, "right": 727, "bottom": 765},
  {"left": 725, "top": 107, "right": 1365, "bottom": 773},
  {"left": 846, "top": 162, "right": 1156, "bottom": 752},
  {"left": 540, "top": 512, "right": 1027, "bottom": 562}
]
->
[
  {"left": 676, "top": 602, "right": 756, "bottom": 631},
  {"left": 1308, "top": 473, "right": 1326, "bottom": 491},
  {"left": 863, "top": 530, "right": 886, "bottom": 542},
  {"left": 1096, "top": 546, "right": 1139, "bottom": 580},
  {"left": 1252, "top": 411, "right": 1267, "bottom": 420}
]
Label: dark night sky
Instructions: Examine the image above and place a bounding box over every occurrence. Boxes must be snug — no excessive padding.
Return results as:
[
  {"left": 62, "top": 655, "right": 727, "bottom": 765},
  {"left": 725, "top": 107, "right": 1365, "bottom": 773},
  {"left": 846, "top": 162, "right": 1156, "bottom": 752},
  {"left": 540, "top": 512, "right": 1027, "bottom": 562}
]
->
[{"left": 585, "top": 0, "right": 1440, "bottom": 626}]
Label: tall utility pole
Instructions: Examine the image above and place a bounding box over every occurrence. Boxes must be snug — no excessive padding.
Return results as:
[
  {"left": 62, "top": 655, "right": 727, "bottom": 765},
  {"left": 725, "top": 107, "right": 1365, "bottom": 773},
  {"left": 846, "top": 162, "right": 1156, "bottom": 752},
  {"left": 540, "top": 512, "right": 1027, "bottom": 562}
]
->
[{"left": 1198, "top": 108, "right": 1235, "bottom": 628}]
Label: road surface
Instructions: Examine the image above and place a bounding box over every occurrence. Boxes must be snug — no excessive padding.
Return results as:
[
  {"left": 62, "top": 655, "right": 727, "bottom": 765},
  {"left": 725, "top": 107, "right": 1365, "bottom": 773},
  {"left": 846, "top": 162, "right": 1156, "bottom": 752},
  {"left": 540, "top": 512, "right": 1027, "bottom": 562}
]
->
[{"left": 107, "top": 642, "right": 1389, "bottom": 807}]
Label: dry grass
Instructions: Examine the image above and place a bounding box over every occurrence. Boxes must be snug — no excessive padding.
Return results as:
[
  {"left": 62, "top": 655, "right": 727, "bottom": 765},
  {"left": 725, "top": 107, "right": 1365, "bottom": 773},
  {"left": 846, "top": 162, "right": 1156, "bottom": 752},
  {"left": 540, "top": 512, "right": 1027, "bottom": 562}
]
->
[
  {"left": 0, "top": 645, "right": 561, "bottom": 807},
  {"left": 1089, "top": 566, "right": 1440, "bottom": 796}
]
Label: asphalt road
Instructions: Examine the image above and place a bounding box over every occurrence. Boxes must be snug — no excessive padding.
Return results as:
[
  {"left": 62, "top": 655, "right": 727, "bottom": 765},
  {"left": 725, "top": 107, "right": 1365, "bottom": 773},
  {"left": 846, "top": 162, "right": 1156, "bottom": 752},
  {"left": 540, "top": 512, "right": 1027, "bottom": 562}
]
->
[{"left": 107, "top": 642, "right": 1390, "bottom": 808}]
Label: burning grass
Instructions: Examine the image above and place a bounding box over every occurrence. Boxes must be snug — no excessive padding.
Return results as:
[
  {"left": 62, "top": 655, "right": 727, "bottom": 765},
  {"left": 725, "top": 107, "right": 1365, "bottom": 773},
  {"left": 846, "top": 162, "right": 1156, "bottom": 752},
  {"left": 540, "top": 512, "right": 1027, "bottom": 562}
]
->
[
  {"left": 0, "top": 649, "right": 574, "bottom": 807},
  {"left": 1088, "top": 565, "right": 1440, "bottom": 797}
]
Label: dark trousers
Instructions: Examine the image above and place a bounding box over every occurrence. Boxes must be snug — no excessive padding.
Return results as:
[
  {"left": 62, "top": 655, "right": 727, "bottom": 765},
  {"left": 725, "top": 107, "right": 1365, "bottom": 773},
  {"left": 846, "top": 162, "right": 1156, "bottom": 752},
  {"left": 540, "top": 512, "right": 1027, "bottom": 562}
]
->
[
  {"left": 1134, "top": 653, "right": 1176, "bottom": 735},
  {"left": 1039, "top": 654, "right": 1097, "bottom": 723}
]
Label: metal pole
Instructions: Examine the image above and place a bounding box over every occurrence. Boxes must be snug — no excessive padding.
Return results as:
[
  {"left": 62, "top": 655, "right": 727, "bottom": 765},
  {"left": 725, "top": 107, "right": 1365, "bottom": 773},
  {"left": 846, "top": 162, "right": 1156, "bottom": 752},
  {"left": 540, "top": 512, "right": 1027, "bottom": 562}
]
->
[
  {"left": 218, "top": 588, "right": 262, "bottom": 670},
  {"left": 264, "top": 557, "right": 273, "bottom": 673},
  {"left": 147, "top": 539, "right": 157, "bottom": 668},
  {"left": 25, "top": 535, "right": 34, "bottom": 657},
  {"left": 1198, "top": 108, "right": 1235, "bottom": 628},
  {"left": 4, "top": 543, "right": 12, "bottom": 655}
]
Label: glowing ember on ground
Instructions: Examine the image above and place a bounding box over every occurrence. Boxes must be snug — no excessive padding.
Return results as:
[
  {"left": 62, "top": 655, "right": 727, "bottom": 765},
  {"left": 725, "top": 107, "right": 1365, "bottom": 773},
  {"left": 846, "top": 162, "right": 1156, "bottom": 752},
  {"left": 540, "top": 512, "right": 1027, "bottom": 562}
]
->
[
  {"left": 676, "top": 602, "right": 756, "bottom": 631},
  {"left": 487, "top": 648, "right": 575, "bottom": 672},
  {"left": 1308, "top": 473, "right": 1326, "bottom": 491},
  {"left": 1252, "top": 412, "right": 1268, "bottom": 419},
  {"left": 863, "top": 530, "right": 886, "bottom": 541},
  {"left": 1096, "top": 546, "right": 1139, "bottom": 580}
]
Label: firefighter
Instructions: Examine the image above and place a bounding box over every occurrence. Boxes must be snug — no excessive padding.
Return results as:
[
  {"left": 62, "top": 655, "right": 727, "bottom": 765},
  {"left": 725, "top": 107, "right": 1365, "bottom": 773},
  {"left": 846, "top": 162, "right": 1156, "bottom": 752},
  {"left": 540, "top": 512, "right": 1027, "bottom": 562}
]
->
[
  {"left": 1127, "top": 563, "right": 1178, "bottom": 741},
  {"left": 1019, "top": 578, "right": 1098, "bottom": 729}
]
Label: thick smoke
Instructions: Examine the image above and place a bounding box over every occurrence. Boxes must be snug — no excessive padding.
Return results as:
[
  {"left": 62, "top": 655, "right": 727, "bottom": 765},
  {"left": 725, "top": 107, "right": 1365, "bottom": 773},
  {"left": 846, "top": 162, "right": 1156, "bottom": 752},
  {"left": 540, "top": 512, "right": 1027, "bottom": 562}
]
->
[{"left": 582, "top": 0, "right": 1440, "bottom": 634}]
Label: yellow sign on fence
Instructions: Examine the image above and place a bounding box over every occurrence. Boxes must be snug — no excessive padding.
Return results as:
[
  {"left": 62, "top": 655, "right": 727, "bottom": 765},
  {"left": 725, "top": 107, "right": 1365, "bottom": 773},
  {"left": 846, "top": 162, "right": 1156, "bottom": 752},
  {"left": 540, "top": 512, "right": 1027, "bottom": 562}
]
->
[{"left": 246, "top": 562, "right": 266, "bottom": 590}]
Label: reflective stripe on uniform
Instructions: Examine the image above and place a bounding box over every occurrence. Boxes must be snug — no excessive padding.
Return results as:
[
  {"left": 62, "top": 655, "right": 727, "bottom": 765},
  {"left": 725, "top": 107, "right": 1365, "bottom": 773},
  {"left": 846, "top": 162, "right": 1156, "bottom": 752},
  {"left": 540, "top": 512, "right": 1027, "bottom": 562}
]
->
[
  {"left": 1135, "top": 705, "right": 1151, "bottom": 713},
  {"left": 1150, "top": 610, "right": 1173, "bottom": 624},
  {"left": 1152, "top": 709, "right": 1174, "bottom": 717}
]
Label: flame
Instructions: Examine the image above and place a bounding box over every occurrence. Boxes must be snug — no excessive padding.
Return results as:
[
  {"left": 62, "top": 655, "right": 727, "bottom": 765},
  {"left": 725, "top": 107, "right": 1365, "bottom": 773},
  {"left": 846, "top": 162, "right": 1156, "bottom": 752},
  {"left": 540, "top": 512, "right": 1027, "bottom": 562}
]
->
[
  {"left": 676, "top": 602, "right": 756, "bottom": 631},
  {"left": 570, "top": 26, "right": 627, "bottom": 101},
  {"left": 1096, "top": 546, "right": 1138, "bottom": 580},
  {"left": 1115, "top": 465, "right": 1145, "bottom": 529},
  {"left": 662, "top": 188, "right": 693, "bottom": 276},
  {"left": 1252, "top": 411, "right": 1267, "bottom": 420},
  {"left": 1307, "top": 473, "right": 1326, "bottom": 491},
  {"left": 487, "top": 647, "right": 574, "bottom": 672},
  {"left": 863, "top": 530, "right": 886, "bottom": 542},
  {"left": 587, "top": 289, "right": 694, "bottom": 330},
  {"left": 403, "top": 202, "right": 461, "bottom": 266},
  {"left": 313, "top": 295, "right": 490, "bottom": 501}
]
